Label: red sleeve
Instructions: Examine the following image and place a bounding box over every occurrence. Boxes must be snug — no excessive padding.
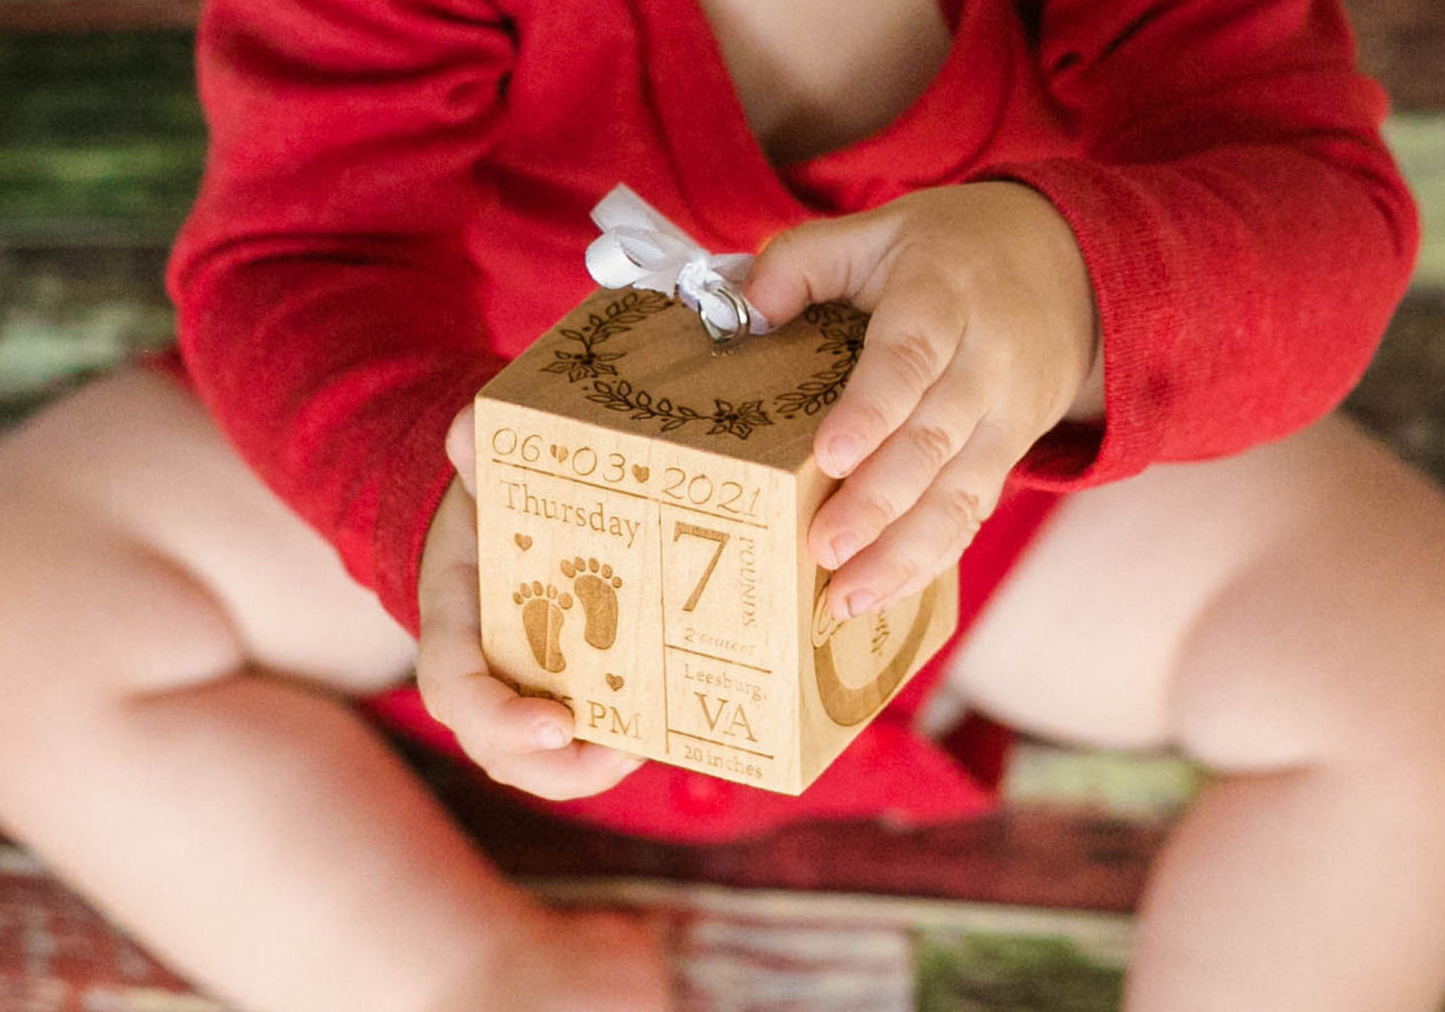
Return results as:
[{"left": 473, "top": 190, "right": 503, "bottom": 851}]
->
[
  {"left": 979, "top": 0, "right": 1419, "bottom": 488},
  {"left": 167, "top": 0, "right": 516, "bottom": 635}
]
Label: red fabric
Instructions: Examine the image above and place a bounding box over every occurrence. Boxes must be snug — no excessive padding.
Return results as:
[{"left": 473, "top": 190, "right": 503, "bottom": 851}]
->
[{"left": 168, "top": 0, "right": 1416, "bottom": 840}]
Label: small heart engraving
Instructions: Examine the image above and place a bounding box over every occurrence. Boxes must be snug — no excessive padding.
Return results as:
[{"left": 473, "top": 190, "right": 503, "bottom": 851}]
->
[
  {"left": 549, "top": 444, "right": 568, "bottom": 463},
  {"left": 631, "top": 465, "right": 650, "bottom": 484},
  {"left": 605, "top": 673, "right": 625, "bottom": 692},
  {"left": 513, "top": 533, "right": 533, "bottom": 551}
]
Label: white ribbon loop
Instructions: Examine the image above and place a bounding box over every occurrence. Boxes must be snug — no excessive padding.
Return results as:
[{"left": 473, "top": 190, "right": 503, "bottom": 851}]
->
[{"left": 585, "top": 184, "right": 770, "bottom": 341}]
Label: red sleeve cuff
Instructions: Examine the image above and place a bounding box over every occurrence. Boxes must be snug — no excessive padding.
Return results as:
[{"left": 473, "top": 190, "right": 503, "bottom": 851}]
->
[{"left": 969, "top": 158, "right": 1180, "bottom": 489}]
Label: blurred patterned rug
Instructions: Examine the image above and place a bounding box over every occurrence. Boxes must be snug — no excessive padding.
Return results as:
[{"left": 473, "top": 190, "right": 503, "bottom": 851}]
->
[
  {"left": 0, "top": 847, "right": 1136, "bottom": 1012},
  {"left": 2, "top": 735, "right": 1178, "bottom": 1012}
]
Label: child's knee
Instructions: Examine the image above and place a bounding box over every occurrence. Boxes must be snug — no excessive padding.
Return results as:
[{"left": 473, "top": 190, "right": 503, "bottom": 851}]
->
[
  {"left": 0, "top": 495, "right": 244, "bottom": 718},
  {"left": 1170, "top": 547, "right": 1445, "bottom": 776}
]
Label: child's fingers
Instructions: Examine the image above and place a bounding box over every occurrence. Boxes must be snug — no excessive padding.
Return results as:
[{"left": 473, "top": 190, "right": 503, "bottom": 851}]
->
[
  {"left": 418, "top": 566, "right": 639, "bottom": 799},
  {"left": 810, "top": 263, "right": 968, "bottom": 478},
  {"left": 444, "top": 402, "right": 478, "bottom": 499},
  {"left": 452, "top": 691, "right": 645, "bottom": 800},
  {"left": 419, "top": 569, "right": 636, "bottom": 799},
  {"left": 434, "top": 670, "right": 579, "bottom": 758},
  {"left": 485, "top": 741, "right": 645, "bottom": 802},
  {"left": 416, "top": 481, "right": 641, "bottom": 799},
  {"left": 742, "top": 212, "right": 894, "bottom": 328},
  {"left": 823, "top": 418, "right": 1024, "bottom": 619},
  {"left": 417, "top": 551, "right": 574, "bottom": 748},
  {"left": 415, "top": 502, "right": 483, "bottom": 683},
  {"left": 807, "top": 363, "right": 987, "bottom": 570},
  {"left": 746, "top": 209, "right": 976, "bottom": 480}
]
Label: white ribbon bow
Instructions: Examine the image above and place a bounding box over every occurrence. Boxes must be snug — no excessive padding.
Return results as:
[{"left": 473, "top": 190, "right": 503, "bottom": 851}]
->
[{"left": 585, "top": 184, "right": 770, "bottom": 341}]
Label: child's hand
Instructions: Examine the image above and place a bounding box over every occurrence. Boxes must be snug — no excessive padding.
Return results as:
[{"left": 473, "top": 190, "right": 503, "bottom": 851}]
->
[
  {"left": 413, "top": 406, "right": 643, "bottom": 800},
  {"left": 744, "top": 183, "right": 1102, "bottom": 619}
]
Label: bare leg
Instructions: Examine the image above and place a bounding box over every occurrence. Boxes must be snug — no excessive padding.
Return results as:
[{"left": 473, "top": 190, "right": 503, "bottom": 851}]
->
[
  {"left": 0, "top": 372, "right": 668, "bottom": 1012},
  {"left": 951, "top": 414, "right": 1445, "bottom": 1011}
]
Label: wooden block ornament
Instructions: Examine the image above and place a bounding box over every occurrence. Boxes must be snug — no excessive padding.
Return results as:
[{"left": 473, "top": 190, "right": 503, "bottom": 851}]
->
[{"left": 473, "top": 188, "right": 957, "bottom": 794}]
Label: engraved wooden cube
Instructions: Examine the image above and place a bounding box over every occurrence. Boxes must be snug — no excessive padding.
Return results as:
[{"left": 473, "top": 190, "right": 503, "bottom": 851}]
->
[{"left": 474, "top": 288, "right": 958, "bottom": 794}]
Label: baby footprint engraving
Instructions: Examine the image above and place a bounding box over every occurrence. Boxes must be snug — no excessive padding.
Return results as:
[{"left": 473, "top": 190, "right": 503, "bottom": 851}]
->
[
  {"left": 561, "top": 557, "right": 623, "bottom": 650},
  {"left": 513, "top": 580, "right": 573, "bottom": 672}
]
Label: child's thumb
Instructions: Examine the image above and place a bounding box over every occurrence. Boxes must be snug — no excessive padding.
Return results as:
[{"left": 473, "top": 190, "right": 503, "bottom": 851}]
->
[{"left": 743, "top": 211, "right": 893, "bottom": 327}]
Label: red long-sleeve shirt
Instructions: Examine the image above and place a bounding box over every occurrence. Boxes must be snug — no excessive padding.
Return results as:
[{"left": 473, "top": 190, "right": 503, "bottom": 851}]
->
[{"left": 168, "top": 0, "right": 1416, "bottom": 839}]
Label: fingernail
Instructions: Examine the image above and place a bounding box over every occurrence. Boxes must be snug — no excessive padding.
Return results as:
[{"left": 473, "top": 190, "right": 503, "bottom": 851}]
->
[
  {"left": 845, "top": 590, "right": 876, "bottom": 617},
  {"left": 829, "top": 533, "right": 859, "bottom": 568},
  {"left": 826, "top": 433, "right": 860, "bottom": 475},
  {"left": 533, "top": 723, "right": 568, "bottom": 749},
  {"left": 831, "top": 588, "right": 874, "bottom": 620}
]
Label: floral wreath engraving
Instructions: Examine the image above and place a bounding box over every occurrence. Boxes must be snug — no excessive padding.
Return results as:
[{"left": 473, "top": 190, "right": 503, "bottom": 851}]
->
[
  {"left": 588, "top": 383, "right": 774, "bottom": 439},
  {"left": 540, "top": 289, "right": 674, "bottom": 384},
  {"left": 773, "top": 302, "right": 866, "bottom": 420},
  {"left": 542, "top": 293, "right": 867, "bottom": 441}
]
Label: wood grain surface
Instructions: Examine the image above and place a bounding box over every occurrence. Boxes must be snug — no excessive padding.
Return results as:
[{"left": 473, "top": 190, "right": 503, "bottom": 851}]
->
[{"left": 475, "top": 290, "right": 958, "bottom": 791}]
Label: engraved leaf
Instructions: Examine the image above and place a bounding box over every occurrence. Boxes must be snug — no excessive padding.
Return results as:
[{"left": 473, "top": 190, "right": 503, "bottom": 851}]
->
[{"left": 587, "top": 394, "right": 634, "bottom": 413}]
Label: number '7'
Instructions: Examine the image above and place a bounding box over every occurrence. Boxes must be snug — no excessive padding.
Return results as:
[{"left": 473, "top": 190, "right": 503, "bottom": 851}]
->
[{"left": 673, "top": 521, "right": 730, "bottom": 612}]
